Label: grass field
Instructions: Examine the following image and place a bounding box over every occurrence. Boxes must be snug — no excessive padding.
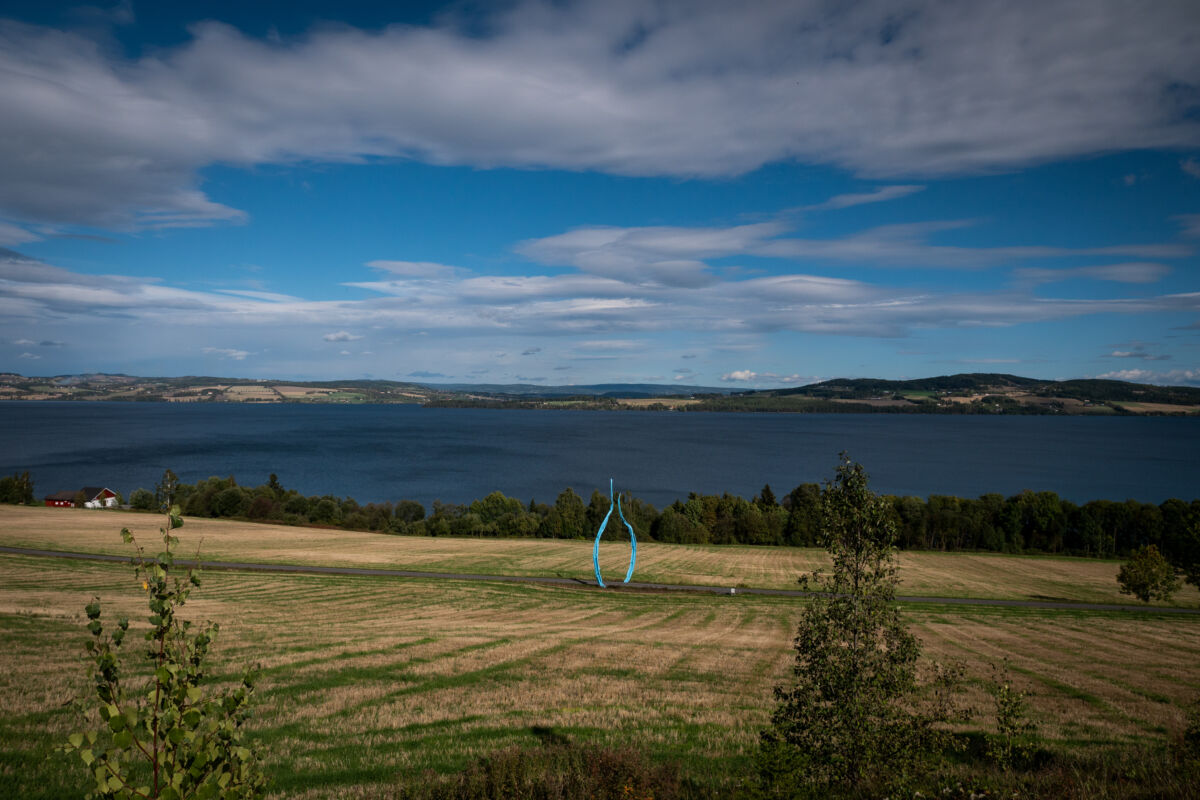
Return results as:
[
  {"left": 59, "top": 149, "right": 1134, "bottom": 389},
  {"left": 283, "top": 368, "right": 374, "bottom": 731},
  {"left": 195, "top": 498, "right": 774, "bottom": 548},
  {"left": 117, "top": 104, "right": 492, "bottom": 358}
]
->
[
  {"left": 3, "top": 506, "right": 1198, "bottom": 607},
  {"left": 0, "top": 549, "right": 1198, "bottom": 799}
]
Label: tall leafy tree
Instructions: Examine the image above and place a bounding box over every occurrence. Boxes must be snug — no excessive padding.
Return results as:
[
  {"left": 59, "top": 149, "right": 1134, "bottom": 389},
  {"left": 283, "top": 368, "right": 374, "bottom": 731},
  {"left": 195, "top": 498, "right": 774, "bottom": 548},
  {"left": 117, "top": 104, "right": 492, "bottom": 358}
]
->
[{"left": 760, "top": 455, "right": 960, "bottom": 796}]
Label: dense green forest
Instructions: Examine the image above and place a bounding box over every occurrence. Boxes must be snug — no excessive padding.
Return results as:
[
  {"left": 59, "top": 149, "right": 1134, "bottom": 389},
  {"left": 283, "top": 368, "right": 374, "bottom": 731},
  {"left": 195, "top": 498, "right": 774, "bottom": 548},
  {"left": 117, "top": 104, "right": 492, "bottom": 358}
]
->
[
  {"left": 8, "top": 471, "right": 1162, "bottom": 583},
  {"left": 8, "top": 468, "right": 1196, "bottom": 571}
]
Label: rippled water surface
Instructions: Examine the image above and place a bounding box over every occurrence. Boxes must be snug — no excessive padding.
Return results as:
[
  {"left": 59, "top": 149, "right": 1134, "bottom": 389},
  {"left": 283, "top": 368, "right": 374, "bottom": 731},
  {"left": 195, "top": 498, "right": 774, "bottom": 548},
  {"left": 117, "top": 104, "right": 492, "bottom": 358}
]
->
[{"left": 1, "top": 402, "right": 1196, "bottom": 505}]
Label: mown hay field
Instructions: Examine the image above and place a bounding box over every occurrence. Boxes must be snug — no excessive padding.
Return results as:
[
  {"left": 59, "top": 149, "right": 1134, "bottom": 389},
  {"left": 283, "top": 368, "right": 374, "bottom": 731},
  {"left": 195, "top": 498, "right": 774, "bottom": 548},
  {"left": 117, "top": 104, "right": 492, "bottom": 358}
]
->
[
  {"left": 1, "top": 550, "right": 1198, "bottom": 799},
  {"left": 2, "top": 505, "right": 1198, "bottom": 607}
]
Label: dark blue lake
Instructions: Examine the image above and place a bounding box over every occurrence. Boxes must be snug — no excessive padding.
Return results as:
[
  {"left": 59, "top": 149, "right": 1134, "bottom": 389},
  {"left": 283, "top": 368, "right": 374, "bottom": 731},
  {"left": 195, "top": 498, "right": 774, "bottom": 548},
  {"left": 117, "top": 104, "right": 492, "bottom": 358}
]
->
[{"left": 0, "top": 402, "right": 1196, "bottom": 507}]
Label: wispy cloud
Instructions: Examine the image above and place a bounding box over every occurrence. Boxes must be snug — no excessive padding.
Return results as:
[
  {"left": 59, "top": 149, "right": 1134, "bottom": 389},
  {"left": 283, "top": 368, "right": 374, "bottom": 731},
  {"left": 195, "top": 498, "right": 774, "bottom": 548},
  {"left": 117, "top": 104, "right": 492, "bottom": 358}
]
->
[
  {"left": 721, "top": 370, "right": 806, "bottom": 385},
  {"left": 1013, "top": 263, "right": 1171, "bottom": 285},
  {"left": 365, "top": 261, "right": 461, "bottom": 279},
  {"left": 2, "top": 2, "right": 1198, "bottom": 229},
  {"left": 202, "top": 347, "right": 250, "bottom": 360},
  {"left": 1105, "top": 342, "right": 1171, "bottom": 361},
  {"left": 1094, "top": 368, "right": 1200, "bottom": 386},
  {"left": 4, "top": 245, "right": 1199, "bottom": 355},
  {"left": 0, "top": 221, "right": 39, "bottom": 246},
  {"left": 1174, "top": 214, "right": 1200, "bottom": 238},
  {"left": 1108, "top": 351, "right": 1170, "bottom": 360},
  {"left": 807, "top": 185, "right": 924, "bottom": 210},
  {"left": 323, "top": 330, "right": 363, "bottom": 342},
  {"left": 522, "top": 220, "right": 1190, "bottom": 278},
  {"left": 1182, "top": 158, "right": 1200, "bottom": 179}
]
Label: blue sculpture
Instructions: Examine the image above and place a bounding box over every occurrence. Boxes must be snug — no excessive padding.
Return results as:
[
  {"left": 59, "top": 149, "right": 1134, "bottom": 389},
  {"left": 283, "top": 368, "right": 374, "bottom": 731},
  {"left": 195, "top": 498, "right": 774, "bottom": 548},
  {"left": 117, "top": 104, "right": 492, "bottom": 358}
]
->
[{"left": 592, "top": 478, "right": 637, "bottom": 587}]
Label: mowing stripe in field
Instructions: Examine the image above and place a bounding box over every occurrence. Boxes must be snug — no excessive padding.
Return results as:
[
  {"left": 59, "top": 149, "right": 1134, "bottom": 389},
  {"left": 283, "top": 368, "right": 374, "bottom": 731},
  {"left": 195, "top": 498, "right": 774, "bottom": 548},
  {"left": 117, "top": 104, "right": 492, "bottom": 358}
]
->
[{"left": 4, "top": 544, "right": 1198, "bottom": 615}]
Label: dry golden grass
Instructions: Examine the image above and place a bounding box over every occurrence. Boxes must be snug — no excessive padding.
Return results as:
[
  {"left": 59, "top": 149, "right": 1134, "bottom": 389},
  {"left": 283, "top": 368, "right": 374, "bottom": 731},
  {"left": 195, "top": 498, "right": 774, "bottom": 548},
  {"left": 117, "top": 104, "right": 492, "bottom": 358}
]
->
[
  {"left": 223, "top": 385, "right": 279, "bottom": 400},
  {"left": 3, "top": 505, "right": 1198, "bottom": 607},
  {"left": 1115, "top": 402, "right": 1200, "bottom": 415},
  {"left": 615, "top": 398, "right": 702, "bottom": 408},
  {"left": 1, "top": 551, "right": 1198, "bottom": 799},
  {"left": 273, "top": 386, "right": 334, "bottom": 398}
]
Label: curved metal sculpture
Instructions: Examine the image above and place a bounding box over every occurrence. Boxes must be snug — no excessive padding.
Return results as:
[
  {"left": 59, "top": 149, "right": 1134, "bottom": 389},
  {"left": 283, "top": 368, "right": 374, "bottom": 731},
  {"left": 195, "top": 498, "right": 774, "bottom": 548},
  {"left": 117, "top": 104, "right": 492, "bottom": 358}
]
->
[{"left": 592, "top": 478, "right": 637, "bottom": 587}]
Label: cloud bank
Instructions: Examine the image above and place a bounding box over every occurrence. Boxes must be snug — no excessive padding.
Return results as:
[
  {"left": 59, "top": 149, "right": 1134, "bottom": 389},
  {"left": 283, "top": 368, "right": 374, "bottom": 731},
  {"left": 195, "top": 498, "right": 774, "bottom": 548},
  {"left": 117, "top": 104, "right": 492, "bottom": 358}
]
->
[{"left": 1, "top": 0, "right": 1198, "bottom": 229}]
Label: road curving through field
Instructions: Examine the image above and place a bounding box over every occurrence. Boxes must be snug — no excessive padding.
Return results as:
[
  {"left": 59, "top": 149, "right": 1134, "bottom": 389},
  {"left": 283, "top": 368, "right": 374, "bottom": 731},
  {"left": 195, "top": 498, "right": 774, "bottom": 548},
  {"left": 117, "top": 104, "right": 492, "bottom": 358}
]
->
[{"left": 2, "top": 544, "right": 1197, "bottom": 615}]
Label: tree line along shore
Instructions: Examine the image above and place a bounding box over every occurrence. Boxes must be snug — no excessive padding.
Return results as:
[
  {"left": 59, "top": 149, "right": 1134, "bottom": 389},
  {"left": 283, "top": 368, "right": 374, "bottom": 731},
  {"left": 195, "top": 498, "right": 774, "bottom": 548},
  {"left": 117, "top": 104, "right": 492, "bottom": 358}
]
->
[{"left": 6, "top": 469, "right": 1196, "bottom": 584}]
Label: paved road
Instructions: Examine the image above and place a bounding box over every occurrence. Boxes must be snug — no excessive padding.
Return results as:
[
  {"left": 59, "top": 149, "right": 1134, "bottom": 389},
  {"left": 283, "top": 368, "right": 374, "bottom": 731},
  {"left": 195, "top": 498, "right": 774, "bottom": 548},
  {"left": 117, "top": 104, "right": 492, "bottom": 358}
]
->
[{"left": 3, "top": 544, "right": 1198, "bottom": 615}]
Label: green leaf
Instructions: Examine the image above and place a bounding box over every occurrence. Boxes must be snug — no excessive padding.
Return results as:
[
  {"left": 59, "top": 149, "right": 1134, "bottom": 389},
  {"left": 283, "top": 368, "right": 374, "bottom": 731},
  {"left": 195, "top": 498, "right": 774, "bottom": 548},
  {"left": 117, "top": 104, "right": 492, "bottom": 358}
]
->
[
  {"left": 80, "top": 748, "right": 94, "bottom": 766},
  {"left": 85, "top": 600, "right": 101, "bottom": 620},
  {"left": 120, "top": 528, "right": 133, "bottom": 543},
  {"left": 113, "top": 729, "right": 132, "bottom": 749},
  {"left": 68, "top": 732, "right": 83, "bottom": 749},
  {"left": 108, "top": 714, "right": 126, "bottom": 732}
]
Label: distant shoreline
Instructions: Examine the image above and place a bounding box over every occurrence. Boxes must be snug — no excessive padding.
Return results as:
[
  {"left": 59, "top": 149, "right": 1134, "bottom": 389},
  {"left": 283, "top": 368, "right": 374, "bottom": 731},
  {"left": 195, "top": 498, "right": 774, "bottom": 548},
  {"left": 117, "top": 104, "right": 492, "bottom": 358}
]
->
[{"left": 2, "top": 371, "right": 1199, "bottom": 416}]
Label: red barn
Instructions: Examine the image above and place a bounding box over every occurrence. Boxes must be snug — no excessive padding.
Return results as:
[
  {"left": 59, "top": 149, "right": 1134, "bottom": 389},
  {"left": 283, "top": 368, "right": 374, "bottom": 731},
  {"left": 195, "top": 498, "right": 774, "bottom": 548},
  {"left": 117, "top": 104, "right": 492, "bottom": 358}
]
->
[{"left": 44, "top": 490, "right": 76, "bottom": 507}]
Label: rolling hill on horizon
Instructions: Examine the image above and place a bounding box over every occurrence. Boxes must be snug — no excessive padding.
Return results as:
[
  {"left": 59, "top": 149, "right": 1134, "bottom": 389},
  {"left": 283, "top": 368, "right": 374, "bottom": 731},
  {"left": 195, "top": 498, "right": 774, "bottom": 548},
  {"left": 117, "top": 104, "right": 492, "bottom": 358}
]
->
[{"left": 1, "top": 371, "right": 1198, "bottom": 413}]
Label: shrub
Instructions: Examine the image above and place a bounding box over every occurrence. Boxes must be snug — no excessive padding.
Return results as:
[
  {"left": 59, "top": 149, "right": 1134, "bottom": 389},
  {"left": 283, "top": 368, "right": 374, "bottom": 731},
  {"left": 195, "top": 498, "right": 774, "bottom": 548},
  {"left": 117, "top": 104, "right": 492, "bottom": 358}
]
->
[
  {"left": 395, "top": 740, "right": 683, "bottom": 800},
  {"left": 986, "top": 660, "right": 1039, "bottom": 771},
  {"left": 130, "top": 488, "right": 156, "bottom": 511}
]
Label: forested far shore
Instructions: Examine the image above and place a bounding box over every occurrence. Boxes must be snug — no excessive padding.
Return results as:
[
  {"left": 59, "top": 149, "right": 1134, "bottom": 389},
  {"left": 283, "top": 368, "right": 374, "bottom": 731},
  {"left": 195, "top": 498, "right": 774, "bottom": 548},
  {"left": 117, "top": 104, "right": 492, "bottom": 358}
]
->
[{"left": 7, "top": 469, "right": 1197, "bottom": 569}]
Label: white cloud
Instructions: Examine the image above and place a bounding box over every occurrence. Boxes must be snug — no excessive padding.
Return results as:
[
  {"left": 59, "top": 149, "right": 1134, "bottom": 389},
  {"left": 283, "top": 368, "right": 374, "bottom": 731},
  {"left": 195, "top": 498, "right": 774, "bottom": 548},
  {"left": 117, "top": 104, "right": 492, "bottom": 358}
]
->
[
  {"left": 202, "top": 347, "right": 250, "bottom": 360},
  {"left": 323, "top": 330, "right": 362, "bottom": 342},
  {"left": 807, "top": 185, "right": 924, "bottom": 210},
  {"left": 1106, "top": 343, "right": 1171, "bottom": 360},
  {"left": 17, "top": 351, "right": 39, "bottom": 359},
  {"left": 1094, "top": 368, "right": 1200, "bottom": 386},
  {"left": 1182, "top": 158, "right": 1200, "bottom": 179},
  {"left": 2, "top": 2, "right": 1198, "bottom": 228},
  {"left": 12, "top": 338, "right": 35, "bottom": 345},
  {"left": 721, "top": 369, "right": 807, "bottom": 385}
]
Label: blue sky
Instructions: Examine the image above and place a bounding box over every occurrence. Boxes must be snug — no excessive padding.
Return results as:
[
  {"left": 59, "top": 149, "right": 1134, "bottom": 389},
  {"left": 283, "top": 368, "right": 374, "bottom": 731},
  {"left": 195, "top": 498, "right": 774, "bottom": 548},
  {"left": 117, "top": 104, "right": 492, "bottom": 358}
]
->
[{"left": 1, "top": 1, "right": 1198, "bottom": 387}]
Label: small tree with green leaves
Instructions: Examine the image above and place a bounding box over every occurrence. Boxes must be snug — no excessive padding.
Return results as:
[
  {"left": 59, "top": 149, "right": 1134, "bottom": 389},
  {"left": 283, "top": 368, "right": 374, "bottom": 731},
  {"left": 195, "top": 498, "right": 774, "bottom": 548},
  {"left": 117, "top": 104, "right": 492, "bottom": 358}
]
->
[
  {"left": 64, "top": 506, "right": 266, "bottom": 799},
  {"left": 1118, "top": 544, "right": 1181, "bottom": 603},
  {"left": 759, "top": 455, "right": 963, "bottom": 797},
  {"left": 155, "top": 469, "right": 181, "bottom": 511},
  {"left": 986, "top": 660, "right": 1039, "bottom": 771}
]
